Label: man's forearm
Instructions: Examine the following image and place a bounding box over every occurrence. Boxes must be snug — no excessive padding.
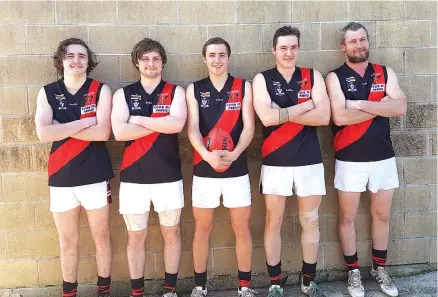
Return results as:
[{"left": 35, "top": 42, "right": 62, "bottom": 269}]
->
[
  {"left": 113, "top": 123, "right": 155, "bottom": 141},
  {"left": 38, "top": 120, "right": 88, "bottom": 142},
  {"left": 334, "top": 109, "right": 375, "bottom": 126},
  {"left": 358, "top": 99, "right": 406, "bottom": 117},
  {"left": 291, "top": 107, "right": 329, "bottom": 126},
  {"left": 135, "top": 116, "right": 184, "bottom": 134},
  {"left": 71, "top": 124, "right": 110, "bottom": 141}
]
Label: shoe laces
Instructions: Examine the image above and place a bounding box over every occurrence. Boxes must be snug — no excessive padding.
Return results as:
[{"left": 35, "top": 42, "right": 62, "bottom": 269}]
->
[
  {"left": 267, "top": 286, "right": 283, "bottom": 297},
  {"left": 348, "top": 270, "right": 362, "bottom": 289},
  {"left": 239, "top": 287, "right": 258, "bottom": 297},
  {"left": 309, "top": 282, "right": 326, "bottom": 297},
  {"left": 375, "top": 267, "right": 393, "bottom": 287},
  {"left": 191, "top": 287, "right": 206, "bottom": 297}
]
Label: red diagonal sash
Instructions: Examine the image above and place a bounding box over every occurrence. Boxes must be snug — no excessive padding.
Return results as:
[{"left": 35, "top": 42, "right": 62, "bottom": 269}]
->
[
  {"left": 334, "top": 64, "right": 385, "bottom": 152},
  {"left": 120, "top": 82, "right": 174, "bottom": 171},
  {"left": 48, "top": 80, "right": 100, "bottom": 177},
  {"left": 262, "top": 68, "right": 312, "bottom": 158},
  {"left": 193, "top": 78, "right": 243, "bottom": 166}
]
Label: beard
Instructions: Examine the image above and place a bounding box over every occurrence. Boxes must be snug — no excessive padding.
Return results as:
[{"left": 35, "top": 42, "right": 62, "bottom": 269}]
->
[{"left": 347, "top": 49, "right": 369, "bottom": 63}]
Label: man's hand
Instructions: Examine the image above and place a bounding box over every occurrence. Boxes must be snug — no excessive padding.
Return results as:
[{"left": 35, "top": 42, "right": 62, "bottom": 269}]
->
[
  {"left": 221, "top": 150, "right": 239, "bottom": 163},
  {"left": 128, "top": 115, "right": 143, "bottom": 126},
  {"left": 204, "top": 150, "right": 231, "bottom": 172}
]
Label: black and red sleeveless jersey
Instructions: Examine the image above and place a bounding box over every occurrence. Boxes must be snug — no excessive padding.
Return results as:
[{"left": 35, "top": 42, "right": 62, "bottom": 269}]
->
[
  {"left": 120, "top": 80, "right": 182, "bottom": 184},
  {"left": 193, "top": 74, "right": 248, "bottom": 178},
  {"left": 44, "top": 78, "right": 114, "bottom": 187},
  {"left": 261, "top": 67, "right": 322, "bottom": 167},
  {"left": 331, "top": 63, "right": 394, "bottom": 162}
]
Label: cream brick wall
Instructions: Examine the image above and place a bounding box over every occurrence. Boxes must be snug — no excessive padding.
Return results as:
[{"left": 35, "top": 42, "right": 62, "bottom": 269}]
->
[{"left": 0, "top": 0, "right": 436, "bottom": 289}]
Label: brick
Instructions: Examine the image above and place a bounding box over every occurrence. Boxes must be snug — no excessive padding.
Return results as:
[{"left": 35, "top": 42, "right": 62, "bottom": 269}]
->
[
  {"left": 430, "top": 185, "right": 437, "bottom": 211},
  {"left": 8, "top": 230, "right": 58, "bottom": 258},
  {"left": 391, "top": 131, "right": 428, "bottom": 156},
  {"left": 78, "top": 228, "right": 96, "bottom": 256},
  {"left": 0, "top": 176, "right": 3, "bottom": 202},
  {"left": 77, "top": 257, "right": 97, "bottom": 283},
  {"left": 390, "top": 116, "right": 402, "bottom": 130},
  {"left": 292, "top": 1, "right": 347, "bottom": 21},
  {"left": 88, "top": 26, "right": 147, "bottom": 54},
  {"left": 356, "top": 213, "right": 371, "bottom": 241},
  {"left": 432, "top": 76, "right": 437, "bottom": 103},
  {"left": 281, "top": 244, "right": 323, "bottom": 271},
  {"left": 298, "top": 50, "right": 345, "bottom": 77},
  {"left": 431, "top": 239, "right": 437, "bottom": 263},
  {"left": 211, "top": 220, "right": 235, "bottom": 248},
  {"left": 0, "top": 146, "right": 32, "bottom": 172},
  {"left": 33, "top": 143, "right": 51, "bottom": 171},
  {"left": 321, "top": 22, "right": 376, "bottom": 50},
  {"left": 392, "top": 185, "right": 430, "bottom": 212},
  {"left": 406, "top": 103, "right": 437, "bottom": 128},
  {"left": 0, "top": 203, "right": 35, "bottom": 232},
  {"left": 357, "top": 240, "right": 373, "bottom": 267},
  {"left": 405, "top": 1, "right": 437, "bottom": 20},
  {"left": 0, "top": 26, "right": 25, "bottom": 54},
  {"left": 237, "top": 1, "right": 291, "bottom": 23},
  {"left": 212, "top": 248, "right": 237, "bottom": 275},
  {"left": 144, "top": 251, "right": 157, "bottom": 279},
  {"left": 179, "top": 54, "right": 209, "bottom": 83},
  {"left": 145, "top": 225, "right": 164, "bottom": 252},
  {"left": 0, "top": 233, "right": 6, "bottom": 259},
  {"left": 0, "top": 1, "right": 54, "bottom": 24},
  {"left": 178, "top": 250, "right": 194, "bottom": 278},
  {"left": 263, "top": 22, "right": 320, "bottom": 52},
  {"left": 38, "top": 259, "right": 62, "bottom": 285},
  {"left": 281, "top": 216, "right": 301, "bottom": 244},
  {"left": 235, "top": 53, "right": 273, "bottom": 81},
  {"left": 1, "top": 116, "right": 38, "bottom": 143},
  {"left": 398, "top": 76, "right": 433, "bottom": 103},
  {"left": 432, "top": 21, "right": 437, "bottom": 47},
  {"left": 179, "top": 1, "right": 234, "bottom": 24},
  {"left": 404, "top": 157, "right": 437, "bottom": 184},
  {"left": 118, "top": 1, "right": 177, "bottom": 24},
  {"left": 28, "top": 87, "right": 40, "bottom": 115},
  {"left": 3, "top": 173, "right": 49, "bottom": 202},
  {"left": 396, "top": 158, "right": 403, "bottom": 185},
  {"left": 150, "top": 26, "right": 207, "bottom": 54},
  {"left": 0, "top": 260, "right": 38, "bottom": 288},
  {"left": 178, "top": 138, "right": 193, "bottom": 166},
  {"left": 0, "top": 87, "right": 28, "bottom": 115},
  {"left": 235, "top": 25, "right": 263, "bottom": 53},
  {"left": 35, "top": 202, "right": 54, "bottom": 229},
  {"left": 387, "top": 238, "right": 430, "bottom": 265},
  {"left": 26, "top": 26, "right": 88, "bottom": 55},
  {"left": 350, "top": 1, "right": 404, "bottom": 21},
  {"left": 250, "top": 247, "right": 266, "bottom": 274},
  {"left": 431, "top": 132, "right": 437, "bottom": 155},
  {"left": 111, "top": 227, "right": 127, "bottom": 255},
  {"left": 321, "top": 242, "right": 345, "bottom": 269},
  {"left": 109, "top": 199, "right": 124, "bottom": 228},
  {"left": 180, "top": 222, "right": 194, "bottom": 251},
  {"left": 405, "top": 212, "right": 436, "bottom": 238},
  {"left": 320, "top": 187, "right": 339, "bottom": 215},
  {"left": 405, "top": 48, "right": 437, "bottom": 74},
  {"left": 250, "top": 214, "right": 265, "bottom": 246},
  {"left": 389, "top": 212, "right": 404, "bottom": 239},
  {"left": 111, "top": 253, "right": 130, "bottom": 281},
  {"left": 0, "top": 56, "right": 56, "bottom": 85},
  {"left": 320, "top": 215, "right": 338, "bottom": 242},
  {"left": 376, "top": 21, "right": 431, "bottom": 47},
  {"left": 56, "top": 1, "right": 116, "bottom": 24},
  {"left": 369, "top": 48, "right": 405, "bottom": 74},
  {"left": 89, "top": 55, "right": 120, "bottom": 83},
  {"left": 120, "top": 55, "right": 180, "bottom": 83}
]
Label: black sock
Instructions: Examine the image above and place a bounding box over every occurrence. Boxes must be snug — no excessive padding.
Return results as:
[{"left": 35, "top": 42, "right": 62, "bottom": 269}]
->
[
  {"left": 238, "top": 270, "right": 251, "bottom": 288},
  {"left": 344, "top": 252, "right": 359, "bottom": 271},
  {"left": 194, "top": 271, "right": 207, "bottom": 289},
  {"left": 63, "top": 281, "right": 78, "bottom": 297},
  {"left": 131, "top": 277, "right": 144, "bottom": 297},
  {"left": 163, "top": 272, "right": 178, "bottom": 293},
  {"left": 97, "top": 275, "right": 111, "bottom": 296},
  {"left": 302, "top": 261, "right": 316, "bottom": 286},
  {"left": 267, "top": 261, "right": 282, "bottom": 286},
  {"left": 372, "top": 248, "right": 387, "bottom": 269}
]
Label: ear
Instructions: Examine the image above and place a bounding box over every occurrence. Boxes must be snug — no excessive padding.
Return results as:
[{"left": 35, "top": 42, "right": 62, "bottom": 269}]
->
[
  {"left": 271, "top": 47, "right": 276, "bottom": 55},
  {"left": 202, "top": 56, "right": 207, "bottom": 64},
  {"left": 340, "top": 44, "right": 346, "bottom": 52}
]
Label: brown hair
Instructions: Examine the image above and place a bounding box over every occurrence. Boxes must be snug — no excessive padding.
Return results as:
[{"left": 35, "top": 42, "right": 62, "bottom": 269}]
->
[
  {"left": 202, "top": 37, "right": 231, "bottom": 57},
  {"left": 273, "top": 26, "right": 301, "bottom": 48},
  {"left": 52, "top": 38, "right": 98, "bottom": 76},
  {"left": 131, "top": 38, "right": 167, "bottom": 69},
  {"left": 339, "top": 22, "right": 369, "bottom": 45}
]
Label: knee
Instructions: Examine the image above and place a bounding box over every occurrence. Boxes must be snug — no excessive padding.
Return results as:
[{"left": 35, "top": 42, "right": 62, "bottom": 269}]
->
[
  {"left": 265, "top": 212, "right": 283, "bottom": 232},
  {"left": 231, "top": 220, "right": 251, "bottom": 238},
  {"left": 127, "top": 230, "right": 147, "bottom": 249},
  {"left": 194, "top": 222, "right": 212, "bottom": 238},
  {"left": 93, "top": 229, "right": 111, "bottom": 251},
  {"left": 59, "top": 234, "right": 79, "bottom": 252},
  {"left": 372, "top": 209, "right": 390, "bottom": 223},
  {"left": 339, "top": 213, "right": 356, "bottom": 226},
  {"left": 161, "top": 226, "right": 181, "bottom": 246},
  {"left": 299, "top": 210, "right": 320, "bottom": 243}
]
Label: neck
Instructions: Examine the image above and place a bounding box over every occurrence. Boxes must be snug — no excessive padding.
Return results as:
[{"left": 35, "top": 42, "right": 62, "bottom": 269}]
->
[
  {"left": 346, "top": 60, "right": 369, "bottom": 76},
  {"left": 140, "top": 75, "right": 162, "bottom": 93},
  {"left": 63, "top": 74, "right": 87, "bottom": 90},
  {"left": 209, "top": 71, "right": 229, "bottom": 89},
  {"left": 276, "top": 64, "right": 296, "bottom": 82}
]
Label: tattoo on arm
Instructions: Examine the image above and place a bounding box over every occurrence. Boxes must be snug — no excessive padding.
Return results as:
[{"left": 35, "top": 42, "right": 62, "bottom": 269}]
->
[{"left": 279, "top": 108, "right": 289, "bottom": 124}]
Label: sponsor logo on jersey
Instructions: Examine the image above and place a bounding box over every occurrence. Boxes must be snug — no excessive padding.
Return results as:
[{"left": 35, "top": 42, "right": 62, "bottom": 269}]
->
[
  {"left": 225, "top": 102, "right": 241, "bottom": 110},
  {"left": 55, "top": 94, "right": 67, "bottom": 110},
  {"left": 130, "top": 94, "right": 142, "bottom": 110},
  {"left": 81, "top": 104, "right": 97, "bottom": 115},
  {"left": 153, "top": 104, "right": 171, "bottom": 113},
  {"left": 298, "top": 90, "right": 311, "bottom": 99},
  {"left": 370, "top": 84, "right": 385, "bottom": 92}
]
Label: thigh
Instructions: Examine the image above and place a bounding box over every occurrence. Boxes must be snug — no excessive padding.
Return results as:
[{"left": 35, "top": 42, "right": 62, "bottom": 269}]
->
[
  {"left": 119, "top": 182, "right": 151, "bottom": 214},
  {"left": 368, "top": 157, "right": 399, "bottom": 193},
  {"left": 334, "top": 160, "right": 369, "bottom": 193},
  {"left": 75, "top": 181, "right": 110, "bottom": 211},
  {"left": 297, "top": 195, "right": 323, "bottom": 212},
  {"left": 85, "top": 204, "right": 110, "bottom": 239},
  {"left": 370, "top": 189, "right": 394, "bottom": 216},
  {"left": 229, "top": 206, "right": 251, "bottom": 227},
  {"left": 294, "top": 163, "right": 326, "bottom": 197},
  {"left": 53, "top": 206, "right": 81, "bottom": 240},
  {"left": 260, "top": 165, "right": 294, "bottom": 196},
  {"left": 50, "top": 186, "right": 80, "bottom": 213},
  {"left": 192, "top": 176, "right": 221, "bottom": 208},
  {"left": 337, "top": 190, "right": 361, "bottom": 217},
  {"left": 123, "top": 213, "right": 150, "bottom": 232},
  {"left": 264, "top": 194, "right": 287, "bottom": 219},
  {"left": 150, "top": 180, "right": 184, "bottom": 212},
  {"left": 158, "top": 209, "right": 182, "bottom": 227},
  {"left": 192, "top": 207, "right": 215, "bottom": 230},
  {"left": 222, "top": 175, "right": 252, "bottom": 208}
]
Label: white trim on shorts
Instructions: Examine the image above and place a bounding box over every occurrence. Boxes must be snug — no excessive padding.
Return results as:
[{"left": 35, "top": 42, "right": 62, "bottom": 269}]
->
[
  {"left": 119, "top": 179, "right": 184, "bottom": 214},
  {"left": 334, "top": 157, "right": 399, "bottom": 193},
  {"left": 192, "top": 174, "right": 252, "bottom": 208},
  {"left": 260, "top": 163, "right": 326, "bottom": 197},
  {"left": 50, "top": 181, "right": 110, "bottom": 212}
]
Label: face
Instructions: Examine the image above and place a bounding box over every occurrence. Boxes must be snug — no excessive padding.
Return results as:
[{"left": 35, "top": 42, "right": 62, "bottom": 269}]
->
[
  {"left": 272, "top": 35, "right": 299, "bottom": 69},
  {"left": 341, "top": 28, "right": 370, "bottom": 63},
  {"left": 136, "top": 51, "right": 163, "bottom": 78},
  {"left": 203, "top": 44, "right": 230, "bottom": 76},
  {"left": 62, "top": 44, "right": 89, "bottom": 77}
]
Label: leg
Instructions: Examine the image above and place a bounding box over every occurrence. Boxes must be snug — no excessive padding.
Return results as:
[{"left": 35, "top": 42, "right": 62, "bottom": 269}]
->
[
  {"left": 192, "top": 208, "right": 215, "bottom": 274},
  {"left": 264, "top": 195, "right": 286, "bottom": 266},
  {"left": 337, "top": 191, "right": 361, "bottom": 257},
  {"left": 370, "top": 189, "right": 394, "bottom": 261}
]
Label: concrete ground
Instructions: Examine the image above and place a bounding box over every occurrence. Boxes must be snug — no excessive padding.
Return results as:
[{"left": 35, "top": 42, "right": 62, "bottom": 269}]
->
[{"left": 1, "top": 271, "right": 436, "bottom": 297}]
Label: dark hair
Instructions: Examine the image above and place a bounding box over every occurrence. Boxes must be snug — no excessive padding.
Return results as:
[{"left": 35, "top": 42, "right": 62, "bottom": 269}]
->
[
  {"left": 273, "top": 26, "right": 301, "bottom": 48},
  {"left": 131, "top": 38, "right": 167, "bottom": 69},
  {"left": 340, "top": 22, "right": 369, "bottom": 45},
  {"left": 202, "top": 37, "right": 231, "bottom": 57},
  {"left": 52, "top": 38, "right": 98, "bottom": 76}
]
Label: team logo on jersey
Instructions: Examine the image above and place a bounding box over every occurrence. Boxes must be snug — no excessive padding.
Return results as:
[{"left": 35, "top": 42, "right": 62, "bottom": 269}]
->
[
  {"left": 158, "top": 93, "right": 169, "bottom": 105},
  {"left": 130, "top": 94, "right": 142, "bottom": 110},
  {"left": 371, "top": 84, "right": 385, "bottom": 92},
  {"left": 153, "top": 104, "right": 171, "bottom": 113},
  {"left": 200, "top": 92, "right": 210, "bottom": 108},
  {"left": 346, "top": 77, "right": 357, "bottom": 92},
  {"left": 84, "top": 92, "right": 95, "bottom": 105},
  {"left": 273, "top": 82, "right": 284, "bottom": 96},
  {"left": 81, "top": 104, "right": 97, "bottom": 115},
  {"left": 228, "top": 90, "right": 240, "bottom": 102},
  {"left": 297, "top": 78, "right": 308, "bottom": 88},
  {"left": 298, "top": 90, "right": 311, "bottom": 99},
  {"left": 55, "top": 94, "right": 67, "bottom": 110},
  {"left": 372, "top": 72, "right": 382, "bottom": 84},
  {"left": 225, "top": 102, "right": 241, "bottom": 110}
]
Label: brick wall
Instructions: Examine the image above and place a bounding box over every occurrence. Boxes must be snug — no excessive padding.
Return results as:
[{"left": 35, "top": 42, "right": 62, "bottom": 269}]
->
[{"left": 0, "top": 0, "right": 436, "bottom": 288}]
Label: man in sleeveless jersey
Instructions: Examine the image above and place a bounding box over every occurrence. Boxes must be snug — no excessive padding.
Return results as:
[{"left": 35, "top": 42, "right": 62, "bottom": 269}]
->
[
  {"left": 35, "top": 38, "right": 114, "bottom": 297},
  {"left": 111, "top": 38, "right": 186, "bottom": 297},
  {"left": 325, "top": 22, "right": 406, "bottom": 297},
  {"left": 253, "top": 26, "right": 330, "bottom": 297},
  {"left": 186, "top": 37, "right": 256, "bottom": 297}
]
